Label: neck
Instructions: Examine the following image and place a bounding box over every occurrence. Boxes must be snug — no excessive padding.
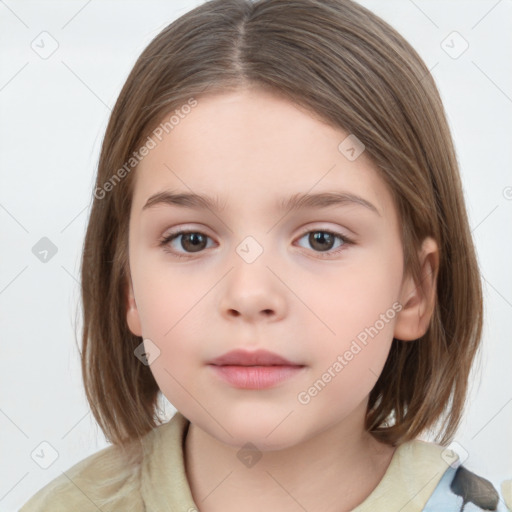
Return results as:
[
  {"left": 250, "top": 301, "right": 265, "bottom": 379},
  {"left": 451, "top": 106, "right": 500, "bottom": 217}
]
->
[{"left": 183, "top": 402, "right": 396, "bottom": 512}]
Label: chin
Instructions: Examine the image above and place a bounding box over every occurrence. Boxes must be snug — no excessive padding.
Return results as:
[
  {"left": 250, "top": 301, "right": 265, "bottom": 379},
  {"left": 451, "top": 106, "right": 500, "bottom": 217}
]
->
[{"left": 203, "top": 414, "right": 304, "bottom": 451}]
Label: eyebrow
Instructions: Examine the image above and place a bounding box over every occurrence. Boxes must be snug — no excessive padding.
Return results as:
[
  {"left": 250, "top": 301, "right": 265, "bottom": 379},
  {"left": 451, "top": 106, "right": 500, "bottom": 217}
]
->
[{"left": 142, "top": 190, "right": 380, "bottom": 216}]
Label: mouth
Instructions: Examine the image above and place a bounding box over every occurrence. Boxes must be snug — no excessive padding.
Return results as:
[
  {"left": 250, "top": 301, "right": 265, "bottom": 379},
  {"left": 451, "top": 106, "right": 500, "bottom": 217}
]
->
[
  {"left": 208, "top": 348, "right": 302, "bottom": 367},
  {"left": 207, "top": 348, "right": 306, "bottom": 389},
  {"left": 208, "top": 363, "right": 306, "bottom": 389}
]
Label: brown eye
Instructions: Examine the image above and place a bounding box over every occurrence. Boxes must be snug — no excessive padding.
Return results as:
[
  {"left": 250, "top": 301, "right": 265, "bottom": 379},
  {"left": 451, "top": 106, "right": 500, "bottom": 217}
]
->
[
  {"left": 295, "top": 229, "right": 353, "bottom": 257},
  {"left": 159, "top": 230, "right": 214, "bottom": 257},
  {"left": 307, "top": 231, "right": 336, "bottom": 252},
  {"left": 178, "top": 232, "right": 208, "bottom": 252}
]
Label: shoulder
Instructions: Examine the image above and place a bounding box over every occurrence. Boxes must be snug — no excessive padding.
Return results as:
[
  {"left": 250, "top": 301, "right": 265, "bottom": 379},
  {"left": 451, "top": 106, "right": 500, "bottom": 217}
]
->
[
  {"left": 424, "top": 464, "right": 512, "bottom": 512},
  {"left": 415, "top": 443, "right": 512, "bottom": 512},
  {"left": 364, "top": 439, "right": 512, "bottom": 512},
  {"left": 19, "top": 439, "right": 145, "bottom": 512}
]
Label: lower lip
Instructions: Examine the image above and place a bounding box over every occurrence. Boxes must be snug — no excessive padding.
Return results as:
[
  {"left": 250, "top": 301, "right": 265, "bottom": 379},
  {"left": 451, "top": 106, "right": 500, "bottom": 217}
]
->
[{"left": 209, "top": 365, "right": 305, "bottom": 389}]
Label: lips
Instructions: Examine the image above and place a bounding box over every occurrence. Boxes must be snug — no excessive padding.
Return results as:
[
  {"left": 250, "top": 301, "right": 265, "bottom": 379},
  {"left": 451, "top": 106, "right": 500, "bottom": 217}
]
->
[{"left": 208, "top": 349, "right": 303, "bottom": 367}]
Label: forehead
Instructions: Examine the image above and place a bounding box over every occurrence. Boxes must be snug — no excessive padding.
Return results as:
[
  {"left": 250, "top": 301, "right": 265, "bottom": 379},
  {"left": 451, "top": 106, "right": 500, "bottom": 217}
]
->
[{"left": 131, "top": 88, "right": 395, "bottom": 221}]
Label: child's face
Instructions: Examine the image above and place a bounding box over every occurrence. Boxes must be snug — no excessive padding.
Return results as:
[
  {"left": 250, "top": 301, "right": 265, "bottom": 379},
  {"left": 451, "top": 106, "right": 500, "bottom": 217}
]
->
[{"left": 126, "top": 87, "right": 412, "bottom": 449}]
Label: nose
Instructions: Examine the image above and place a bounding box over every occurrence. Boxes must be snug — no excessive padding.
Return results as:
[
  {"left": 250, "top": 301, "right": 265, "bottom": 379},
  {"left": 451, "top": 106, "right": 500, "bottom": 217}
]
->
[{"left": 218, "top": 261, "right": 287, "bottom": 323}]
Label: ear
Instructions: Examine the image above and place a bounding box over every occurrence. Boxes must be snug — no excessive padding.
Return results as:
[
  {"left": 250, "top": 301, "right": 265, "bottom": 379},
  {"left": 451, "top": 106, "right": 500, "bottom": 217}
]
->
[
  {"left": 394, "top": 237, "right": 439, "bottom": 341},
  {"left": 126, "top": 276, "right": 142, "bottom": 337}
]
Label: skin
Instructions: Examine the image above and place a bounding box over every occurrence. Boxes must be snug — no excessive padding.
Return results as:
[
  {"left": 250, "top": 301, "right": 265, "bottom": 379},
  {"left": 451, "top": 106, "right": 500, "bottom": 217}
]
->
[{"left": 126, "top": 86, "right": 439, "bottom": 512}]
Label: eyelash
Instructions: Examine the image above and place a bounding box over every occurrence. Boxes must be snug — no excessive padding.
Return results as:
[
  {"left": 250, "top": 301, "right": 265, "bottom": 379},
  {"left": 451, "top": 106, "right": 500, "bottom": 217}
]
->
[{"left": 158, "top": 228, "right": 354, "bottom": 260}]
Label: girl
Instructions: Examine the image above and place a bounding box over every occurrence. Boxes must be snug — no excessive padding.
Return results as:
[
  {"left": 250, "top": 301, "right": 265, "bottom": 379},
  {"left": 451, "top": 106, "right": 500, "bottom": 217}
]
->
[{"left": 21, "top": 0, "right": 511, "bottom": 510}]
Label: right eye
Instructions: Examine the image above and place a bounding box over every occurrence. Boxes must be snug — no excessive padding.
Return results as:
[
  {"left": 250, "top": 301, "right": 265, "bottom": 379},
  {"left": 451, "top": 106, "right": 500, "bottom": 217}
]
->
[{"left": 159, "top": 230, "right": 216, "bottom": 259}]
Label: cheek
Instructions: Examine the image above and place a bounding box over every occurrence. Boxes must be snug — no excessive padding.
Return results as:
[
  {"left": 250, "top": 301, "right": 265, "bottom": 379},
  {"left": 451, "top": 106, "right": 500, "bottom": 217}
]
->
[
  {"left": 304, "top": 249, "right": 402, "bottom": 385},
  {"left": 132, "top": 254, "right": 208, "bottom": 337},
  {"left": 305, "top": 246, "right": 402, "bottom": 337},
  {"left": 299, "top": 278, "right": 397, "bottom": 416},
  {"left": 131, "top": 257, "right": 216, "bottom": 376},
  {"left": 132, "top": 264, "right": 207, "bottom": 408}
]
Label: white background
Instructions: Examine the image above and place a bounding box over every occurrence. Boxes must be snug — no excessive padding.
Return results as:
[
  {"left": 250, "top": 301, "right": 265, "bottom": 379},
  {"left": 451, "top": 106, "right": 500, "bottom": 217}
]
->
[{"left": 1, "top": 1, "right": 511, "bottom": 510}]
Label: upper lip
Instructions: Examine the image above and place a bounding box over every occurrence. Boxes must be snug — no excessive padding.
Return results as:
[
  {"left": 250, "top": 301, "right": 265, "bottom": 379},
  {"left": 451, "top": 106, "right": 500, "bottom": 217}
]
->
[{"left": 208, "top": 349, "right": 303, "bottom": 367}]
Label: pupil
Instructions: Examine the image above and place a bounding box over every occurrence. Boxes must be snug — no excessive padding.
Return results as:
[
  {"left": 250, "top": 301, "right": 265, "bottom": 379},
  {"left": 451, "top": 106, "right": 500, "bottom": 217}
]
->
[
  {"left": 184, "top": 233, "right": 205, "bottom": 252},
  {"left": 311, "top": 232, "right": 333, "bottom": 251}
]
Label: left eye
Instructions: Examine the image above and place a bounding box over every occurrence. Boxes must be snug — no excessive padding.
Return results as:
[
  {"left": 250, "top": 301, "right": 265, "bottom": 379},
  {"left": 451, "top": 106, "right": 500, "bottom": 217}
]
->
[{"left": 295, "top": 230, "right": 351, "bottom": 255}]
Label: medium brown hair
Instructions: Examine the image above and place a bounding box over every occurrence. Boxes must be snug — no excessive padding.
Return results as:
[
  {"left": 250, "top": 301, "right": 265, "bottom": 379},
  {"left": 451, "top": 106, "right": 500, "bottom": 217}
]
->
[{"left": 81, "top": 0, "right": 483, "bottom": 449}]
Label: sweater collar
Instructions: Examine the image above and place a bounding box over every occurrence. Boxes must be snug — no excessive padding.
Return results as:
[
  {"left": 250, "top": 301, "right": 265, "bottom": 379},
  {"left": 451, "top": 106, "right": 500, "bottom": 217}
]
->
[
  {"left": 140, "top": 411, "right": 453, "bottom": 511},
  {"left": 140, "top": 411, "right": 197, "bottom": 511}
]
